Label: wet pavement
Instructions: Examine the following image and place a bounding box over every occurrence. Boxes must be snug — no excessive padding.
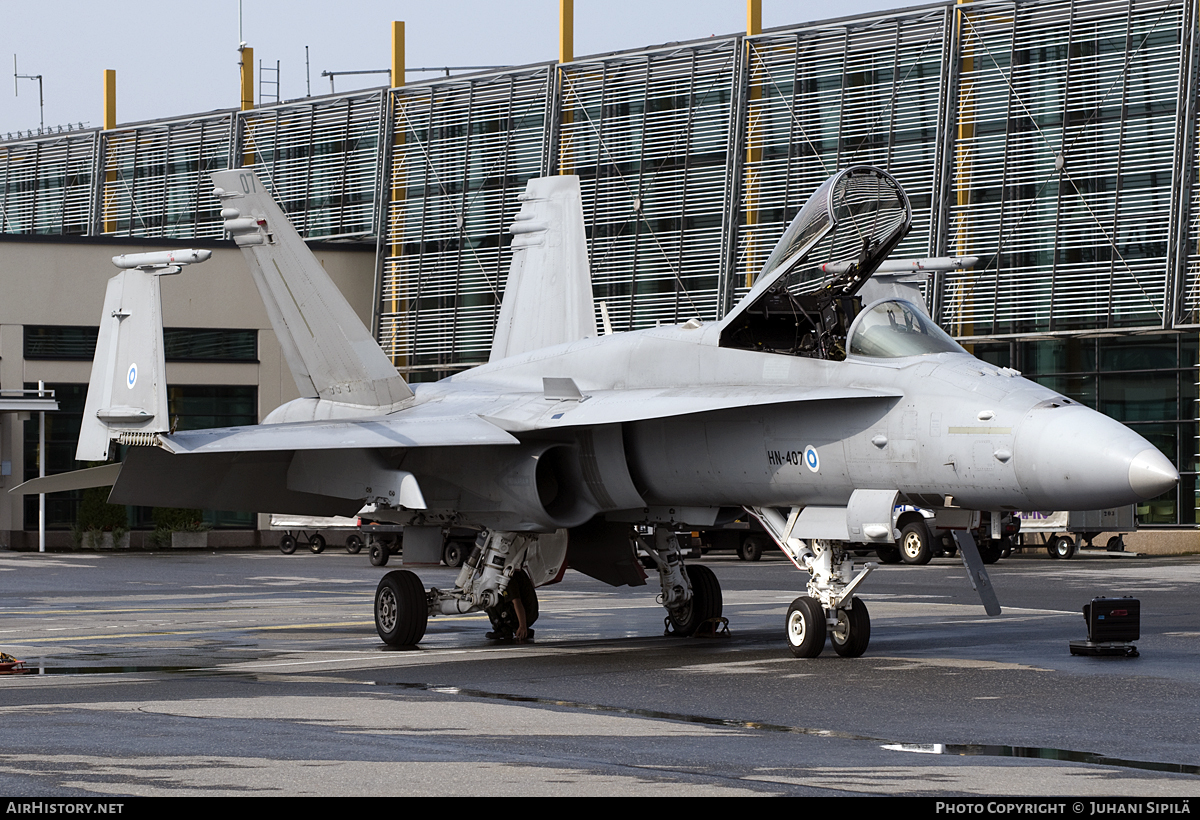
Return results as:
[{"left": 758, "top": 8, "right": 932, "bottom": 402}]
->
[{"left": 1, "top": 547, "right": 1198, "bottom": 796}]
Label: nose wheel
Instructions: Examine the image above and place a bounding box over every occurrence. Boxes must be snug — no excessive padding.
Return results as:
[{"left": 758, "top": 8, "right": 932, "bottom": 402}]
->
[
  {"left": 786, "top": 596, "right": 870, "bottom": 658},
  {"left": 830, "top": 597, "right": 871, "bottom": 657}
]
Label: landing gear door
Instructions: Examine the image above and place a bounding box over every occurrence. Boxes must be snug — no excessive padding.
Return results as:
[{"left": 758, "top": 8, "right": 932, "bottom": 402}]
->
[
  {"left": 846, "top": 489, "right": 899, "bottom": 544},
  {"left": 526, "top": 529, "right": 569, "bottom": 587}
]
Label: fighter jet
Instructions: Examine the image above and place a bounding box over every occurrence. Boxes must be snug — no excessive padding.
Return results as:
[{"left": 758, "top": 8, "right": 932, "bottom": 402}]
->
[{"left": 15, "top": 166, "right": 1178, "bottom": 658}]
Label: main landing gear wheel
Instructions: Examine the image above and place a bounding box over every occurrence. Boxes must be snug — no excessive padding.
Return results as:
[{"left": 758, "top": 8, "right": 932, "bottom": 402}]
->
[
  {"left": 786, "top": 596, "right": 826, "bottom": 658},
  {"left": 900, "top": 521, "right": 933, "bottom": 565},
  {"left": 369, "top": 541, "right": 389, "bottom": 566},
  {"left": 375, "top": 570, "right": 428, "bottom": 646},
  {"left": 345, "top": 534, "right": 363, "bottom": 555},
  {"left": 831, "top": 597, "right": 871, "bottom": 657},
  {"left": 279, "top": 535, "right": 297, "bottom": 555},
  {"left": 667, "top": 564, "right": 722, "bottom": 636},
  {"left": 309, "top": 534, "right": 326, "bottom": 554}
]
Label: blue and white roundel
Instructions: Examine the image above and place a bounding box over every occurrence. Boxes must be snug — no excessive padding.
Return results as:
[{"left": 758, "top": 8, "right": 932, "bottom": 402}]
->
[
  {"left": 803, "top": 445, "right": 820, "bottom": 473},
  {"left": 127, "top": 363, "right": 137, "bottom": 389}
]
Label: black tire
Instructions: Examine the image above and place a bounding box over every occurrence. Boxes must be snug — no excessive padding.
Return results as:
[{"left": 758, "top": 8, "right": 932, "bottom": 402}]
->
[
  {"left": 978, "top": 539, "right": 1002, "bottom": 564},
  {"left": 667, "top": 564, "right": 723, "bottom": 636},
  {"left": 785, "top": 595, "right": 826, "bottom": 658},
  {"left": 1106, "top": 535, "right": 1125, "bottom": 553},
  {"left": 375, "top": 570, "right": 428, "bottom": 646},
  {"left": 369, "top": 541, "right": 389, "bottom": 567},
  {"left": 739, "top": 536, "right": 765, "bottom": 562},
  {"left": 345, "top": 534, "right": 363, "bottom": 555},
  {"left": 899, "top": 521, "right": 933, "bottom": 565},
  {"left": 1048, "top": 535, "right": 1075, "bottom": 560},
  {"left": 279, "top": 535, "right": 297, "bottom": 555},
  {"left": 442, "top": 540, "right": 467, "bottom": 568},
  {"left": 875, "top": 545, "right": 902, "bottom": 564},
  {"left": 309, "top": 534, "right": 326, "bottom": 554},
  {"left": 998, "top": 536, "right": 1013, "bottom": 558},
  {"left": 831, "top": 597, "right": 871, "bottom": 658}
]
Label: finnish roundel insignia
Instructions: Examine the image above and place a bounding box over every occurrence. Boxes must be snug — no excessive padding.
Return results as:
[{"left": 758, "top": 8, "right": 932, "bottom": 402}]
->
[
  {"left": 804, "top": 445, "right": 819, "bottom": 473},
  {"left": 127, "top": 363, "right": 137, "bottom": 389}
]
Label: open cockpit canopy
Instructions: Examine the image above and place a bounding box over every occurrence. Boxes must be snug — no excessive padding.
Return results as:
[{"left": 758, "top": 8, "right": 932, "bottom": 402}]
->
[{"left": 720, "top": 166, "right": 912, "bottom": 361}]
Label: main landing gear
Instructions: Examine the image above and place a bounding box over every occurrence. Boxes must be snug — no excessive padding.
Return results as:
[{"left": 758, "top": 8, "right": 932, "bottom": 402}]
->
[
  {"left": 373, "top": 529, "right": 567, "bottom": 647},
  {"left": 750, "top": 507, "right": 875, "bottom": 658},
  {"left": 633, "top": 527, "right": 724, "bottom": 636}
]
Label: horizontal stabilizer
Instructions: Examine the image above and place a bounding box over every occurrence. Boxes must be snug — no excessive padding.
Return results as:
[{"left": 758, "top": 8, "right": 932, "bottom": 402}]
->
[
  {"left": 9, "top": 463, "right": 123, "bottom": 496},
  {"left": 160, "top": 413, "right": 519, "bottom": 455}
]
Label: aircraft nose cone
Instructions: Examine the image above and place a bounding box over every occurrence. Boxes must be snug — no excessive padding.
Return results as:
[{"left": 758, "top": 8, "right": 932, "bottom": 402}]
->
[
  {"left": 1128, "top": 447, "right": 1179, "bottom": 500},
  {"left": 1014, "top": 404, "right": 1179, "bottom": 509}
]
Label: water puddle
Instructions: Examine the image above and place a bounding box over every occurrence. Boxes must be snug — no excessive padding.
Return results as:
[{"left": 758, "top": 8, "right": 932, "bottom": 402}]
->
[{"left": 375, "top": 680, "right": 1200, "bottom": 777}]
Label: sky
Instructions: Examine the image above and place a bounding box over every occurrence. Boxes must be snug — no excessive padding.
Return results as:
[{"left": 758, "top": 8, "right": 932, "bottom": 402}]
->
[{"left": 0, "top": 0, "right": 923, "bottom": 136}]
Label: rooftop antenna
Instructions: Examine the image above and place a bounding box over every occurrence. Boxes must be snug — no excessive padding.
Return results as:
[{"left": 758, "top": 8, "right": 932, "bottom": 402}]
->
[
  {"left": 306, "top": 46, "right": 311, "bottom": 96},
  {"left": 13, "top": 55, "right": 44, "bottom": 132}
]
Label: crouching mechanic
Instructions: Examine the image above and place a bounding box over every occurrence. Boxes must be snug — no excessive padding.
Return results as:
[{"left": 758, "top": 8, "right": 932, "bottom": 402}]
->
[{"left": 486, "top": 569, "right": 539, "bottom": 642}]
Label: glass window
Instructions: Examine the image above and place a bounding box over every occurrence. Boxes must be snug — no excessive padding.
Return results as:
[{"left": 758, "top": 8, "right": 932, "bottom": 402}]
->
[
  {"left": 24, "top": 326, "right": 257, "bottom": 362},
  {"left": 1099, "top": 373, "right": 1177, "bottom": 422},
  {"left": 1019, "top": 337, "right": 1096, "bottom": 375},
  {"left": 1099, "top": 335, "right": 1177, "bottom": 371}
]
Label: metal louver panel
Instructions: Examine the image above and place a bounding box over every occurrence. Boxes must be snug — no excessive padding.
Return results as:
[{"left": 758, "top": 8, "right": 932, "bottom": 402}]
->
[
  {"left": 560, "top": 39, "right": 739, "bottom": 332},
  {"left": 240, "top": 92, "right": 383, "bottom": 240},
  {"left": 941, "top": 0, "right": 1186, "bottom": 338},
  {"left": 99, "top": 114, "right": 233, "bottom": 238},
  {"left": 0, "top": 132, "right": 96, "bottom": 236},
  {"left": 737, "top": 8, "right": 950, "bottom": 310},
  {"left": 378, "top": 68, "right": 552, "bottom": 376}
]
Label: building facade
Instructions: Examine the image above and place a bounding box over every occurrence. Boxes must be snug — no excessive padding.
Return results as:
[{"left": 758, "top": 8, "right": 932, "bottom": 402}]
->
[{"left": 1, "top": 0, "right": 1196, "bottom": 534}]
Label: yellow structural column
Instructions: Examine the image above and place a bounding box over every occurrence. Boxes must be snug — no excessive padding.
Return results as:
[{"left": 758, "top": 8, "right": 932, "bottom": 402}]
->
[
  {"left": 952, "top": 0, "right": 975, "bottom": 341},
  {"left": 560, "top": 0, "right": 573, "bottom": 63},
  {"left": 102, "top": 70, "right": 117, "bottom": 234},
  {"left": 101, "top": 69, "right": 117, "bottom": 234},
  {"left": 558, "top": 0, "right": 574, "bottom": 175},
  {"left": 389, "top": 22, "right": 408, "bottom": 369},
  {"left": 744, "top": 0, "right": 763, "bottom": 287},
  {"left": 239, "top": 45, "right": 255, "bottom": 167},
  {"left": 392, "top": 21, "right": 405, "bottom": 88},
  {"left": 102, "top": 70, "right": 116, "bottom": 129},
  {"left": 239, "top": 45, "right": 254, "bottom": 111}
]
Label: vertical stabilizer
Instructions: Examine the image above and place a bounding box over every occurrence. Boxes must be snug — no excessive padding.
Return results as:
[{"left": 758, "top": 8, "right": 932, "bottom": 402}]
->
[
  {"left": 77, "top": 250, "right": 212, "bottom": 461},
  {"left": 490, "top": 176, "right": 597, "bottom": 362},
  {"left": 211, "top": 170, "right": 412, "bottom": 407}
]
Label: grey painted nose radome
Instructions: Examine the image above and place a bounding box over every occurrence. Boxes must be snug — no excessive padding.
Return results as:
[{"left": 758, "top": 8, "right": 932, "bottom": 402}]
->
[
  {"left": 1128, "top": 448, "right": 1179, "bottom": 500},
  {"left": 1014, "top": 404, "right": 1179, "bottom": 510}
]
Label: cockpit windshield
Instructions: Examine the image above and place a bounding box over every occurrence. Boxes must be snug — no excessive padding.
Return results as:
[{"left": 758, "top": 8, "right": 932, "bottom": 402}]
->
[{"left": 847, "top": 300, "right": 966, "bottom": 358}]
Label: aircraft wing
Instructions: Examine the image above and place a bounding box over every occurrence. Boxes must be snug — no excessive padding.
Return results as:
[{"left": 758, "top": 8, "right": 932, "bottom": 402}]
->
[
  {"left": 483, "top": 384, "right": 902, "bottom": 432},
  {"left": 160, "top": 413, "right": 520, "bottom": 455},
  {"left": 164, "top": 383, "right": 900, "bottom": 451}
]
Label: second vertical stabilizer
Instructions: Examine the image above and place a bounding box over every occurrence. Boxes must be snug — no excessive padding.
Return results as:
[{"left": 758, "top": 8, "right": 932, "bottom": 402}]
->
[{"left": 490, "top": 176, "right": 597, "bottom": 362}]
